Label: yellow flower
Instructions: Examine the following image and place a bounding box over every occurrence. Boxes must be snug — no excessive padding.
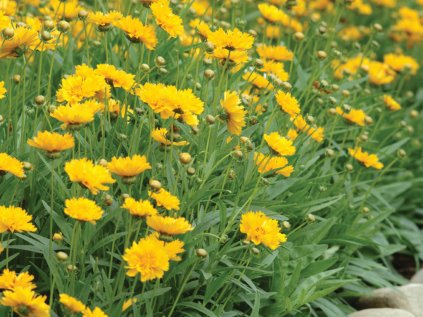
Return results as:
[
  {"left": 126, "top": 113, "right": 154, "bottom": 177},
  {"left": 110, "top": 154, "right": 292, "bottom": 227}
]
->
[
  {"left": 56, "top": 65, "right": 109, "bottom": 104},
  {"left": 208, "top": 28, "right": 254, "bottom": 51},
  {"left": 366, "top": 61, "right": 396, "bottom": 85},
  {"left": 257, "top": 45, "right": 294, "bottom": 62},
  {"left": 147, "top": 215, "right": 193, "bottom": 236},
  {"left": 348, "top": 0, "right": 372, "bottom": 15},
  {"left": 307, "top": 126, "right": 325, "bottom": 143},
  {"left": 264, "top": 132, "right": 296, "bottom": 156},
  {"left": 275, "top": 91, "right": 301, "bottom": 116},
  {"left": 40, "top": 0, "right": 81, "bottom": 20},
  {"left": 149, "top": 188, "right": 180, "bottom": 211},
  {"left": 332, "top": 55, "right": 370, "bottom": 79},
  {"left": 151, "top": 128, "right": 189, "bottom": 146},
  {"left": 338, "top": 26, "right": 365, "bottom": 41},
  {"left": 243, "top": 71, "right": 274, "bottom": 90},
  {"left": 88, "top": 10, "right": 122, "bottom": 28},
  {"left": 115, "top": 16, "right": 158, "bottom": 50},
  {"left": 287, "top": 129, "right": 298, "bottom": 141},
  {"left": 260, "top": 60, "right": 289, "bottom": 82},
  {"left": 0, "top": 287, "right": 50, "bottom": 317},
  {"left": 190, "top": 18, "right": 212, "bottom": 39},
  {"left": 65, "top": 158, "right": 116, "bottom": 195},
  {"left": 123, "top": 233, "right": 184, "bottom": 282},
  {"left": 50, "top": 103, "right": 97, "bottom": 129},
  {"left": 27, "top": 131, "right": 74, "bottom": 153},
  {"left": 0, "top": 269, "right": 36, "bottom": 290},
  {"left": 107, "top": 155, "right": 151, "bottom": 179},
  {"left": 94, "top": 64, "right": 135, "bottom": 91},
  {"left": 164, "top": 239, "right": 185, "bottom": 261},
  {"left": 136, "top": 83, "right": 204, "bottom": 126},
  {"left": 0, "top": 153, "right": 25, "bottom": 178},
  {"left": 291, "top": 115, "right": 308, "bottom": 132},
  {"left": 0, "top": 27, "right": 39, "bottom": 58},
  {"left": 258, "top": 3, "right": 286, "bottom": 24},
  {"left": 240, "top": 211, "right": 287, "bottom": 250},
  {"left": 383, "top": 53, "right": 419, "bottom": 74},
  {"left": 211, "top": 48, "right": 249, "bottom": 66},
  {"left": 59, "top": 294, "right": 86, "bottom": 313},
  {"left": 122, "top": 197, "right": 158, "bottom": 218},
  {"left": 254, "top": 152, "right": 294, "bottom": 177},
  {"left": 0, "top": 80, "right": 7, "bottom": 99},
  {"left": 335, "top": 107, "right": 367, "bottom": 126},
  {"left": 83, "top": 307, "right": 108, "bottom": 317},
  {"left": 220, "top": 91, "right": 246, "bottom": 136},
  {"left": 122, "top": 298, "right": 137, "bottom": 312},
  {"left": 348, "top": 147, "right": 384, "bottom": 170},
  {"left": 151, "top": 0, "right": 184, "bottom": 37},
  {"left": 383, "top": 95, "right": 401, "bottom": 111},
  {"left": 0, "top": 206, "right": 36, "bottom": 233},
  {"left": 64, "top": 197, "right": 104, "bottom": 224}
]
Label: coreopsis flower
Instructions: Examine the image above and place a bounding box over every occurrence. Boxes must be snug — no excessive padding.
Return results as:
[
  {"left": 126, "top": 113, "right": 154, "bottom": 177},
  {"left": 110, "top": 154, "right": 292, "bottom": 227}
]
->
[
  {"left": 64, "top": 197, "right": 104, "bottom": 224},
  {"left": 260, "top": 60, "right": 289, "bottom": 82},
  {"left": 0, "top": 287, "right": 50, "bottom": 317},
  {"left": 88, "top": 10, "right": 123, "bottom": 30},
  {"left": 56, "top": 64, "right": 110, "bottom": 104},
  {"left": 0, "top": 153, "right": 25, "bottom": 178},
  {"left": 50, "top": 103, "right": 97, "bottom": 129},
  {"left": 122, "top": 197, "right": 158, "bottom": 218},
  {"left": 0, "top": 81, "right": 6, "bottom": 99},
  {"left": 254, "top": 152, "right": 294, "bottom": 177},
  {"left": 40, "top": 0, "right": 81, "bottom": 20},
  {"left": 348, "top": 147, "right": 384, "bottom": 170},
  {"left": 0, "top": 206, "right": 36, "bottom": 233},
  {"left": 257, "top": 45, "right": 294, "bottom": 62},
  {"left": 208, "top": 28, "right": 254, "bottom": 51},
  {"left": 115, "top": 16, "right": 158, "bottom": 49},
  {"left": 83, "top": 307, "right": 108, "bottom": 317},
  {"left": 211, "top": 48, "right": 249, "bottom": 66},
  {"left": 287, "top": 129, "right": 298, "bottom": 141},
  {"left": 0, "top": 27, "right": 39, "bottom": 58},
  {"left": 122, "top": 298, "right": 137, "bottom": 312},
  {"left": 151, "top": 128, "right": 189, "bottom": 146},
  {"left": 149, "top": 188, "right": 180, "bottom": 211},
  {"left": 220, "top": 91, "right": 246, "bottom": 136},
  {"left": 240, "top": 211, "right": 287, "bottom": 250},
  {"left": 65, "top": 158, "right": 116, "bottom": 195},
  {"left": 0, "top": 269, "right": 36, "bottom": 290},
  {"left": 264, "top": 132, "right": 296, "bottom": 156},
  {"left": 383, "top": 95, "right": 401, "bottom": 111},
  {"left": 275, "top": 91, "right": 301, "bottom": 116},
  {"left": 338, "top": 26, "right": 365, "bottom": 41},
  {"left": 365, "top": 61, "right": 396, "bottom": 85},
  {"left": 147, "top": 215, "right": 193, "bottom": 236},
  {"left": 383, "top": 53, "right": 419, "bottom": 74},
  {"left": 243, "top": 72, "right": 274, "bottom": 90},
  {"left": 94, "top": 64, "right": 135, "bottom": 91},
  {"left": 258, "top": 3, "right": 286, "bottom": 24},
  {"left": 107, "top": 155, "right": 151, "bottom": 180},
  {"left": 123, "top": 233, "right": 184, "bottom": 282},
  {"left": 107, "top": 99, "right": 132, "bottom": 119},
  {"left": 0, "top": 0, "right": 16, "bottom": 16},
  {"left": 265, "top": 25, "right": 281, "bottom": 39},
  {"left": 190, "top": 18, "right": 212, "bottom": 39},
  {"left": 136, "top": 83, "right": 204, "bottom": 126},
  {"left": 332, "top": 55, "right": 370, "bottom": 79},
  {"left": 348, "top": 0, "right": 372, "bottom": 15},
  {"left": 59, "top": 294, "right": 86, "bottom": 313},
  {"left": 27, "top": 131, "right": 74, "bottom": 155},
  {"left": 151, "top": 0, "right": 184, "bottom": 37},
  {"left": 307, "top": 126, "right": 325, "bottom": 143},
  {"left": 372, "top": 0, "right": 396, "bottom": 8},
  {"left": 291, "top": 115, "right": 308, "bottom": 132},
  {"left": 335, "top": 107, "right": 367, "bottom": 126}
]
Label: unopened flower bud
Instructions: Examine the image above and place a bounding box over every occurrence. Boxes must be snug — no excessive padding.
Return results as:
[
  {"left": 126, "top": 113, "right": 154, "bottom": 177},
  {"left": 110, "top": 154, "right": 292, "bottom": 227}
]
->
[
  {"left": 233, "top": 150, "right": 243, "bottom": 159},
  {"left": 410, "top": 110, "right": 418, "bottom": 118},
  {"left": 398, "top": 149, "right": 406, "bottom": 158},
  {"left": 57, "top": 20, "right": 70, "bottom": 32},
  {"left": 282, "top": 221, "right": 291, "bottom": 229},
  {"left": 41, "top": 30, "right": 52, "bottom": 42},
  {"left": 53, "top": 232, "right": 63, "bottom": 241},
  {"left": 317, "top": 50, "right": 327, "bottom": 60},
  {"left": 34, "top": 95, "right": 46, "bottom": 105},
  {"left": 140, "top": 64, "right": 150, "bottom": 72},
  {"left": 179, "top": 152, "right": 192, "bottom": 164},
  {"left": 43, "top": 20, "right": 55, "bottom": 30},
  {"left": 326, "top": 148, "right": 335, "bottom": 157},
  {"left": 204, "top": 41, "right": 214, "bottom": 53},
  {"left": 56, "top": 251, "right": 68, "bottom": 261},
  {"left": 78, "top": 9, "right": 88, "bottom": 19},
  {"left": 2, "top": 27, "right": 14, "bottom": 39},
  {"left": 345, "top": 163, "right": 353, "bottom": 171},
  {"left": 196, "top": 248, "right": 208, "bottom": 257},
  {"left": 13, "top": 74, "right": 21, "bottom": 84},
  {"left": 206, "top": 114, "right": 215, "bottom": 124},
  {"left": 307, "top": 214, "right": 316, "bottom": 222},
  {"left": 252, "top": 247, "right": 260, "bottom": 255},
  {"left": 155, "top": 56, "right": 166, "bottom": 66},
  {"left": 204, "top": 69, "right": 215, "bottom": 79},
  {"left": 67, "top": 264, "right": 77, "bottom": 272},
  {"left": 149, "top": 179, "right": 162, "bottom": 190},
  {"left": 373, "top": 23, "right": 383, "bottom": 32},
  {"left": 294, "top": 32, "right": 304, "bottom": 41},
  {"left": 104, "top": 194, "right": 113, "bottom": 206},
  {"left": 187, "top": 167, "right": 196, "bottom": 175}
]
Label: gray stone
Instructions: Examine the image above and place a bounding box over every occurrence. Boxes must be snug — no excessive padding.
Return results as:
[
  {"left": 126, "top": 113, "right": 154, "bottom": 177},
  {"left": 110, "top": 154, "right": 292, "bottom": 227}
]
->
[
  {"left": 411, "top": 269, "right": 423, "bottom": 284},
  {"left": 358, "top": 284, "right": 423, "bottom": 317},
  {"left": 349, "top": 308, "right": 415, "bottom": 317}
]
